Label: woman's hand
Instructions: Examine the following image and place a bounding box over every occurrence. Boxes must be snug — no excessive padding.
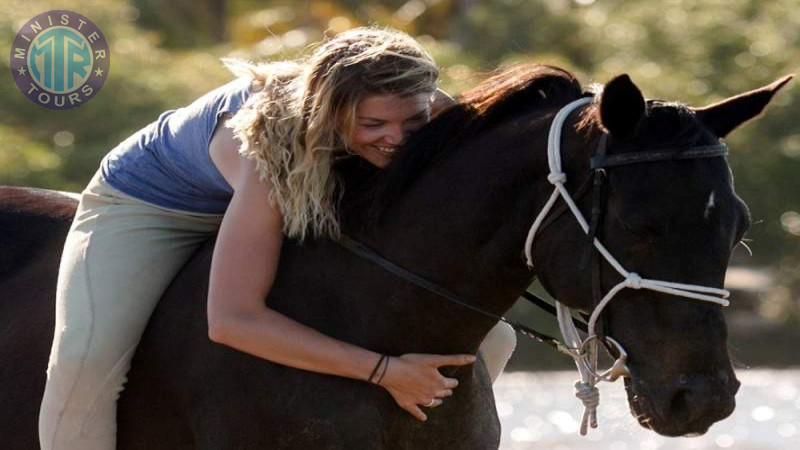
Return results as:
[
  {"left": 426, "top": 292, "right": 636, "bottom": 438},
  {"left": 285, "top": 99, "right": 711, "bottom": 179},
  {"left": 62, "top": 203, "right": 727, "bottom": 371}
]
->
[{"left": 378, "top": 353, "right": 476, "bottom": 422}]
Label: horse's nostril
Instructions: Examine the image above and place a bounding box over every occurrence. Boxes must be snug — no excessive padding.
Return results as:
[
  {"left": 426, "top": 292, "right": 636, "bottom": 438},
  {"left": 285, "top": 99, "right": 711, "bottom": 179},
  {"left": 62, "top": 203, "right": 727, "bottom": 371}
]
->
[
  {"left": 669, "top": 388, "right": 692, "bottom": 424},
  {"left": 663, "top": 375, "right": 738, "bottom": 433}
]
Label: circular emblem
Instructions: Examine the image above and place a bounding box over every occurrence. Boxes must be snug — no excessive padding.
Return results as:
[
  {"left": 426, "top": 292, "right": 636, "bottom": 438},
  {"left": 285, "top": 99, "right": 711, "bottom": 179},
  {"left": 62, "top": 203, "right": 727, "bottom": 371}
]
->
[{"left": 9, "top": 10, "right": 110, "bottom": 110}]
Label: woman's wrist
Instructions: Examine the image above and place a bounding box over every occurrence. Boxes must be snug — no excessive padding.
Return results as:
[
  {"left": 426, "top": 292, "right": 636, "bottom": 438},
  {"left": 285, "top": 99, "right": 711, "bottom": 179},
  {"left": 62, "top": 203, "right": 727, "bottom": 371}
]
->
[
  {"left": 368, "top": 354, "right": 388, "bottom": 384},
  {"left": 346, "top": 349, "right": 385, "bottom": 384},
  {"left": 376, "top": 356, "right": 390, "bottom": 385}
]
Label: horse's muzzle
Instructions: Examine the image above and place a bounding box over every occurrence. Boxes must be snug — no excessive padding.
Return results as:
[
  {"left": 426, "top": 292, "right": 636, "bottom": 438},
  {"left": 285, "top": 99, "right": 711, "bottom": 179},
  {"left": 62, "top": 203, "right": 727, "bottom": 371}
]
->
[{"left": 626, "top": 370, "right": 740, "bottom": 437}]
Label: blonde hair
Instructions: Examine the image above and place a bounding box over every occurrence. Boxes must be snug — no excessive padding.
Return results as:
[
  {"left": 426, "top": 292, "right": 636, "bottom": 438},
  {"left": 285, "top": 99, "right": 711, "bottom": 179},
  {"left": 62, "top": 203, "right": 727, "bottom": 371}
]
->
[{"left": 225, "top": 27, "right": 439, "bottom": 240}]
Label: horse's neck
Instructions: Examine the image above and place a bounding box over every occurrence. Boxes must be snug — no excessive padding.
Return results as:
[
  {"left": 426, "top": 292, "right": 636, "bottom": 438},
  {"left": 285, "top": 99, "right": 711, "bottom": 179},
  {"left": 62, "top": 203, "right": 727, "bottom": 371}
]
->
[{"left": 352, "top": 125, "right": 555, "bottom": 328}]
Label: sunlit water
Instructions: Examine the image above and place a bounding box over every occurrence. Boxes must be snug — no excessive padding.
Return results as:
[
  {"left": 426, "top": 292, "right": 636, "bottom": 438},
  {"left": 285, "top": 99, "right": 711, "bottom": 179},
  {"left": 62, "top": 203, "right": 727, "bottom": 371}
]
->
[{"left": 495, "top": 369, "right": 800, "bottom": 450}]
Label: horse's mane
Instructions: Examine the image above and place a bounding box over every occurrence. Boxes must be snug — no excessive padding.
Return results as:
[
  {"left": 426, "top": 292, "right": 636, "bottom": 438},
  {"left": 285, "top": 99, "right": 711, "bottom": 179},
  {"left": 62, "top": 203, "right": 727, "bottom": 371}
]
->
[
  {"left": 340, "top": 63, "right": 584, "bottom": 225},
  {"left": 388, "top": 64, "right": 582, "bottom": 190},
  {"left": 336, "top": 63, "right": 719, "bottom": 233}
]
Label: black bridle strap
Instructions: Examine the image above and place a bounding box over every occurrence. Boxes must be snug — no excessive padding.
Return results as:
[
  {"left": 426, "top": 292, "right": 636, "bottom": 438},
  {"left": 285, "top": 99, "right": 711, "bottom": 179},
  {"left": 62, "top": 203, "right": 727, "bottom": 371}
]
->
[
  {"left": 520, "top": 290, "right": 588, "bottom": 333},
  {"left": 579, "top": 134, "right": 609, "bottom": 270},
  {"left": 335, "top": 234, "right": 586, "bottom": 351},
  {"left": 590, "top": 144, "right": 729, "bottom": 169}
]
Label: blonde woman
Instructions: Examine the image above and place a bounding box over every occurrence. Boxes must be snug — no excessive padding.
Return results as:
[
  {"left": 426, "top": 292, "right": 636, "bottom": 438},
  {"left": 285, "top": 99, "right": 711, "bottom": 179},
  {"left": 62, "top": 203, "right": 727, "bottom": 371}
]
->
[{"left": 39, "top": 27, "right": 516, "bottom": 450}]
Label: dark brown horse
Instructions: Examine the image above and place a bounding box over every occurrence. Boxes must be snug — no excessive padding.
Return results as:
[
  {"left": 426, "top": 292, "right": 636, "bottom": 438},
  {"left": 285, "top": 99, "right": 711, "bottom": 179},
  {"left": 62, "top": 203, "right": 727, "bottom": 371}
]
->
[{"left": 0, "top": 65, "right": 791, "bottom": 449}]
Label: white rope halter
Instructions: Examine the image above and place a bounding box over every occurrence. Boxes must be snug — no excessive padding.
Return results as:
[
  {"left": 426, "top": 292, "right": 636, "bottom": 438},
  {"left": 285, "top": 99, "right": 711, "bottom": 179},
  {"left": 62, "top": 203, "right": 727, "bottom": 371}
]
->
[{"left": 524, "top": 97, "right": 731, "bottom": 435}]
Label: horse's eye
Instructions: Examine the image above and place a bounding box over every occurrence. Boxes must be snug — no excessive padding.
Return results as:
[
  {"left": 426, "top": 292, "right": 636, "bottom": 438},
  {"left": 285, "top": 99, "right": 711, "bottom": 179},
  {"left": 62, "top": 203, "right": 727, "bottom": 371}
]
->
[{"left": 618, "top": 218, "right": 663, "bottom": 243}]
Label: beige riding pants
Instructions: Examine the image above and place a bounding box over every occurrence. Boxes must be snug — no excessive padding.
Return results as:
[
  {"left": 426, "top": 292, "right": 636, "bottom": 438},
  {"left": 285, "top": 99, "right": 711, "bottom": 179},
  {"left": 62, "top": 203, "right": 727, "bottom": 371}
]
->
[
  {"left": 39, "top": 170, "right": 516, "bottom": 450},
  {"left": 39, "top": 170, "right": 224, "bottom": 450}
]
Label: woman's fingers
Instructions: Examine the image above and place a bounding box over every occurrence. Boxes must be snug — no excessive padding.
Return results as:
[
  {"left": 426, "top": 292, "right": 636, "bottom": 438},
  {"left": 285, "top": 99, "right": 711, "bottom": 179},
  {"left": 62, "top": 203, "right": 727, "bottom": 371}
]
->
[
  {"left": 443, "top": 377, "right": 459, "bottom": 389},
  {"left": 436, "top": 389, "right": 453, "bottom": 398},
  {"left": 403, "top": 403, "right": 427, "bottom": 421},
  {"left": 426, "top": 354, "right": 476, "bottom": 368},
  {"left": 422, "top": 398, "right": 443, "bottom": 408},
  {"left": 382, "top": 353, "right": 473, "bottom": 421}
]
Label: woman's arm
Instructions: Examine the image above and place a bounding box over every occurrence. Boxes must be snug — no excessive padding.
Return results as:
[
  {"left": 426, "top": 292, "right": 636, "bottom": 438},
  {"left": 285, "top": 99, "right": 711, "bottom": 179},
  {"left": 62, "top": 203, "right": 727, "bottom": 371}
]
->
[{"left": 207, "top": 121, "right": 474, "bottom": 421}]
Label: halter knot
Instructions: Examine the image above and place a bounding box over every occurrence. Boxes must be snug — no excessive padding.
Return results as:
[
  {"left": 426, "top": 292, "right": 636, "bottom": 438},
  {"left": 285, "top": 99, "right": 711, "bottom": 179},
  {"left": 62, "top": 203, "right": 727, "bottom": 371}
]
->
[
  {"left": 574, "top": 380, "right": 600, "bottom": 409},
  {"left": 625, "top": 272, "right": 643, "bottom": 289},
  {"left": 547, "top": 172, "right": 567, "bottom": 185}
]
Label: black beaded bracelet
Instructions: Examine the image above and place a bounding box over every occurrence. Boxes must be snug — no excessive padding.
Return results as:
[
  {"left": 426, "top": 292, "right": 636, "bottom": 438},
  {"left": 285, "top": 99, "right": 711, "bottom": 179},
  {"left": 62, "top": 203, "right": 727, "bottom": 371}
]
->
[
  {"left": 375, "top": 356, "right": 390, "bottom": 386},
  {"left": 368, "top": 354, "right": 387, "bottom": 384}
]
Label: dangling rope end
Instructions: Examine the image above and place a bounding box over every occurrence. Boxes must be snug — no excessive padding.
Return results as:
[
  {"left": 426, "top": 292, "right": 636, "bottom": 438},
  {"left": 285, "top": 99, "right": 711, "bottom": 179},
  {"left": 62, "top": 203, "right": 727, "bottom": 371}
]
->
[
  {"left": 579, "top": 408, "right": 598, "bottom": 436},
  {"left": 574, "top": 380, "right": 600, "bottom": 435}
]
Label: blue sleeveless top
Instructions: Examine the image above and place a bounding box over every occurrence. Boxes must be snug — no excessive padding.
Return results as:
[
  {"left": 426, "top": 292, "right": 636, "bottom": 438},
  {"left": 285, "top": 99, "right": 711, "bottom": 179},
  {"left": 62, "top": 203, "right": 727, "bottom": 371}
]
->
[{"left": 100, "top": 77, "right": 254, "bottom": 214}]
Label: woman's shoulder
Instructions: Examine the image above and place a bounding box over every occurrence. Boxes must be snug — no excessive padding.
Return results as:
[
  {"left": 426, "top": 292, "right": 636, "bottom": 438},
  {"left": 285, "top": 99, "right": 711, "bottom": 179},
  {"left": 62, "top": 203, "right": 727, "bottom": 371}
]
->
[{"left": 209, "top": 114, "right": 244, "bottom": 188}]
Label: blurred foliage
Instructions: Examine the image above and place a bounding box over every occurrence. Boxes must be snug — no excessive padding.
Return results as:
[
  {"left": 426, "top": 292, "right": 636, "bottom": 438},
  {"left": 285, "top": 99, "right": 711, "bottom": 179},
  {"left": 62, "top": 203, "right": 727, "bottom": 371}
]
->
[{"left": 1, "top": 0, "right": 798, "bottom": 364}]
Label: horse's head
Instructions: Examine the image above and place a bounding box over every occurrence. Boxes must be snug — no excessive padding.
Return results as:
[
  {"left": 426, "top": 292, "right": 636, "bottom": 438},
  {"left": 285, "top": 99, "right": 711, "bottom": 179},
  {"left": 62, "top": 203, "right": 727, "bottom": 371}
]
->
[{"left": 533, "top": 73, "right": 792, "bottom": 436}]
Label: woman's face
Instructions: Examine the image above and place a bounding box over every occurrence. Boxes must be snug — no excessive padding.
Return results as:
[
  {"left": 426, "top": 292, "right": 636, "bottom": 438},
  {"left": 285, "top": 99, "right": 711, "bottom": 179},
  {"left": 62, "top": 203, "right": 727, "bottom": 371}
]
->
[{"left": 348, "top": 92, "right": 433, "bottom": 168}]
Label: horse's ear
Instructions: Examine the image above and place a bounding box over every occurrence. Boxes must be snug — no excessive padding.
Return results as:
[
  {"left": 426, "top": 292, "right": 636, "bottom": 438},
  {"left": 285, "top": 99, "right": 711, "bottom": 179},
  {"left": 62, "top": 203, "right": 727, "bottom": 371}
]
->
[
  {"left": 599, "top": 74, "right": 646, "bottom": 140},
  {"left": 693, "top": 75, "right": 794, "bottom": 138}
]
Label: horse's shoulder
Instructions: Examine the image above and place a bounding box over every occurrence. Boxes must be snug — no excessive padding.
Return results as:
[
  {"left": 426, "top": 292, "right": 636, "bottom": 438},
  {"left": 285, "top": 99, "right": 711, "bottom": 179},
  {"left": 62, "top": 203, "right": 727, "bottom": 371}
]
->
[{"left": 0, "top": 186, "right": 78, "bottom": 279}]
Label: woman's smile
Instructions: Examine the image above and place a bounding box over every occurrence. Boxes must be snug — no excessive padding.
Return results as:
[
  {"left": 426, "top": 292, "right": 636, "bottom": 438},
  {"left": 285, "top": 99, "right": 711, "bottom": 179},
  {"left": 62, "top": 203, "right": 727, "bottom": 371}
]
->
[{"left": 349, "top": 92, "right": 432, "bottom": 168}]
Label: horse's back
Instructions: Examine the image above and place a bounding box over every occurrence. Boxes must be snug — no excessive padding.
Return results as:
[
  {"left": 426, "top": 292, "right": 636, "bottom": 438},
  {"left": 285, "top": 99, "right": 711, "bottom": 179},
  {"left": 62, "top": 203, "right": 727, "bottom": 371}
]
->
[
  {"left": 0, "top": 186, "right": 77, "bottom": 277},
  {"left": 0, "top": 186, "right": 77, "bottom": 450}
]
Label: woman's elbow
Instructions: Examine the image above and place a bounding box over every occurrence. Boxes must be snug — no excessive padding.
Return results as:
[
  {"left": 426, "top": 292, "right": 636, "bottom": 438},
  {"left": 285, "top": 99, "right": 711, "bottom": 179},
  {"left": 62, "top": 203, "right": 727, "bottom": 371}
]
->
[
  {"left": 207, "top": 312, "right": 231, "bottom": 345},
  {"left": 206, "top": 300, "right": 271, "bottom": 345},
  {"left": 207, "top": 299, "right": 239, "bottom": 345}
]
